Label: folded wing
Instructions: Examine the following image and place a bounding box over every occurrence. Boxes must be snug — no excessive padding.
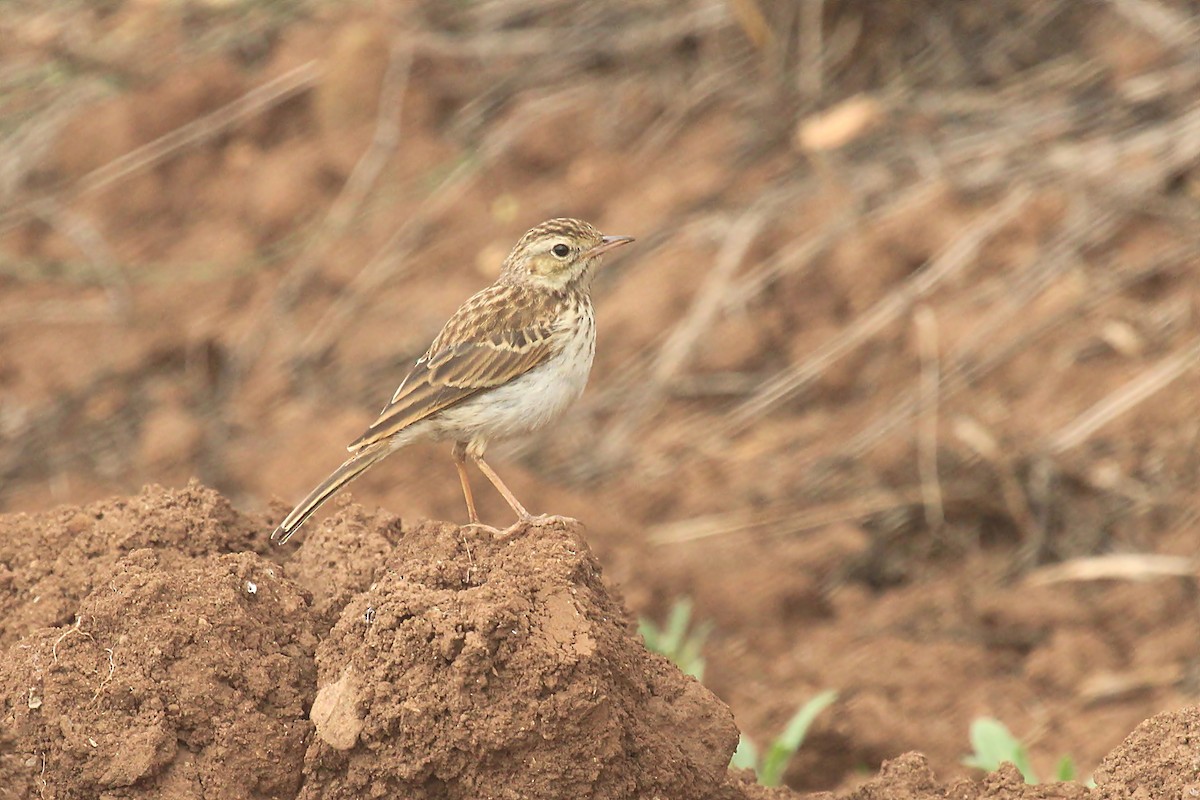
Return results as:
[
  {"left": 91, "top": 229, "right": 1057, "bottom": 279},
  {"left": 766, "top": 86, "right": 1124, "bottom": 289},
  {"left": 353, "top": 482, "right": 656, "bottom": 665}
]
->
[{"left": 348, "top": 284, "right": 558, "bottom": 452}]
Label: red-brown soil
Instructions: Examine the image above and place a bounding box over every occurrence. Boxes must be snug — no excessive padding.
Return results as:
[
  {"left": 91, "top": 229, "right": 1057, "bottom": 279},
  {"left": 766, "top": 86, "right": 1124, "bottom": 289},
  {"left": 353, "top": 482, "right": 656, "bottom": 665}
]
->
[
  {"left": 0, "top": 486, "right": 1197, "bottom": 799},
  {"left": 0, "top": 484, "right": 757, "bottom": 799},
  {"left": 3, "top": 0, "right": 1200, "bottom": 797},
  {"left": 0, "top": 485, "right": 316, "bottom": 799}
]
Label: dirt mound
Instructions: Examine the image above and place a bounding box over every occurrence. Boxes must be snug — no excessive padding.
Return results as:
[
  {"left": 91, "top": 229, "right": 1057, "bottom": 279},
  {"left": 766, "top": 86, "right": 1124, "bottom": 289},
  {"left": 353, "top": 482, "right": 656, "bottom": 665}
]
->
[
  {"left": 810, "top": 754, "right": 1092, "bottom": 800},
  {"left": 0, "top": 549, "right": 316, "bottom": 799},
  {"left": 0, "top": 481, "right": 267, "bottom": 650},
  {"left": 1092, "top": 705, "right": 1200, "bottom": 799},
  {"left": 4, "top": 2, "right": 1200, "bottom": 788},
  {"left": 0, "top": 485, "right": 764, "bottom": 799},
  {"left": 1, "top": 483, "right": 1198, "bottom": 798},
  {"left": 298, "top": 515, "right": 742, "bottom": 800},
  {"left": 816, "top": 705, "right": 1200, "bottom": 800}
]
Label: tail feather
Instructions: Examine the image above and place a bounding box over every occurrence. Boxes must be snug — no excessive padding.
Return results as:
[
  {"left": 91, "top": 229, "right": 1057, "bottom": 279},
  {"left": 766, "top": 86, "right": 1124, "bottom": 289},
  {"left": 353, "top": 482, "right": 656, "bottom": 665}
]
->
[{"left": 271, "top": 444, "right": 392, "bottom": 544}]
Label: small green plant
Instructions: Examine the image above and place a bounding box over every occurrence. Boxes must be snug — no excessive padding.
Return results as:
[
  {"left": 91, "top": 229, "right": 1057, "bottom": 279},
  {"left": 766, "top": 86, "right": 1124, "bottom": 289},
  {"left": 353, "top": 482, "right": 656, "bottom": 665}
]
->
[
  {"left": 963, "top": 717, "right": 1079, "bottom": 784},
  {"left": 730, "top": 690, "right": 838, "bottom": 787},
  {"left": 638, "top": 597, "right": 711, "bottom": 680}
]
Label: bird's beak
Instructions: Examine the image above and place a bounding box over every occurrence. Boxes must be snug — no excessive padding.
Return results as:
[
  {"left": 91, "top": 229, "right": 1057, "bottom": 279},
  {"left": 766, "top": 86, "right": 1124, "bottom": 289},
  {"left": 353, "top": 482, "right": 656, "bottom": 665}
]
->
[{"left": 584, "top": 235, "right": 635, "bottom": 259}]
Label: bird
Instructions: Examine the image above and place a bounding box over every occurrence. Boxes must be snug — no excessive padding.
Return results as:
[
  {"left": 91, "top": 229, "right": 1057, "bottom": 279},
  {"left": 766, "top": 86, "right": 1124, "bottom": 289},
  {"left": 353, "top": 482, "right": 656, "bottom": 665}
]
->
[{"left": 270, "top": 218, "right": 634, "bottom": 544}]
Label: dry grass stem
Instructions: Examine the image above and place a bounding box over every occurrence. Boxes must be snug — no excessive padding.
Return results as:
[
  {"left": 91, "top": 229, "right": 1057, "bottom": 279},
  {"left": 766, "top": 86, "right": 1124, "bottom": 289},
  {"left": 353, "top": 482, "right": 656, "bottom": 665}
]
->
[
  {"left": 1103, "top": 0, "right": 1200, "bottom": 50},
  {"left": 1080, "top": 665, "right": 1184, "bottom": 704},
  {"left": 0, "top": 83, "right": 102, "bottom": 208},
  {"left": 729, "top": 181, "right": 941, "bottom": 307},
  {"left": 289, "top": 133, "right": 508, "bottom": 365},
  {"left": 51, "top": 615, "right": 93, "bottom": 662},
  {"left": 649, "top": 486, "right": 932, "bottom": 545},
  {"left": 274, "top": 42, "right": 414, "bottom": 312},
  {"left": 1026, "top": 553, "right": 1197, "bottom": 585},
  {"left": 1047, "top": 338, "right": 1200, "bottom": 454},
  {"left": 27, "top": 199, "right": 130, "bottom": 314},
  {"left": 915, "top": 306, "right": 944, "bottom": 529},
  {"left": 841, "top": 204, "right": 1133, "bottom": 460},
  {"left": 590, "top": 209, "right": 765, "bottom": 470},
  {"left": 722, "top": 185, "right": 1034, "bottom": 436},
  {"left": 0, "top": 61, "right": 319, "bottom": 235},
  {"left": 407, "top": 5, "right": 728, "bottom": 61},
  {"left": 92, "top": 648, "right": 115, "bottom": 702},
  {"left": 797, "top": 0, "right": 826, "bottom": 99},
  {"left": 0, "top": 299, "right": 120, "bottom": 327},
  {"left": 726, "top": 0, "right": 772, "bottom": 51}
]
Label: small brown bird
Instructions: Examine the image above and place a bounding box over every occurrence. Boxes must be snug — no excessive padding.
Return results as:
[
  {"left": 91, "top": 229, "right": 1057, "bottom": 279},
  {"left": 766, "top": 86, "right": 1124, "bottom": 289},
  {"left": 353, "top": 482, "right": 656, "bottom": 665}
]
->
[{"left": 271, "top": 218, "right": 634, "bottom": 543}]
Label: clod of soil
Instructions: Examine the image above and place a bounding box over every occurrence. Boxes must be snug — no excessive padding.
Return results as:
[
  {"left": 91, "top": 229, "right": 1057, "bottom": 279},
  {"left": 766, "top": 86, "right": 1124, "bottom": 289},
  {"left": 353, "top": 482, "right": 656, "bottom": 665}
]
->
[
  {"left": 810, "top": 754, "right": 1092, "bottom": 800},
  {"left": 0, "top": 549, "right": 317, "bottom": 799},
  {"left": 1092, "top": 705, "right": 1200, "bottom": 799},
  {"left": 296, "top": 516, "right": 743, "bottom": 800},
  {"left": 0, "top": 481, "right": 267, "bottom": 651},
  {"left": 1, "top": 483, "right": 1197, "bottom": 800},
  {"left": 0, "top": 485, "right": 763, "bottom": 799}
]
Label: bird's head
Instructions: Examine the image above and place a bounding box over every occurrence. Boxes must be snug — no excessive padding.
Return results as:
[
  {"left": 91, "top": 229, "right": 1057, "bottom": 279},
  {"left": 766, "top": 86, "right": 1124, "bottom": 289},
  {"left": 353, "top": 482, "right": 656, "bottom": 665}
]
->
[{"left": 500, "top": 218, "right": 634, "bottom": 291}]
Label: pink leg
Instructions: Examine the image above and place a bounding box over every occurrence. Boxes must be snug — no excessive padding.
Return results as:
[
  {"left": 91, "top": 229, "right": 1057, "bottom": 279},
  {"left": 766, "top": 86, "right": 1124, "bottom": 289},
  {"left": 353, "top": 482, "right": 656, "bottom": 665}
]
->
[
  {"left": 471, "top": 454, "right": 532, "bottom": 521},
  {"left": 451, "top": 442, "right": 480, "bottom": 524}
]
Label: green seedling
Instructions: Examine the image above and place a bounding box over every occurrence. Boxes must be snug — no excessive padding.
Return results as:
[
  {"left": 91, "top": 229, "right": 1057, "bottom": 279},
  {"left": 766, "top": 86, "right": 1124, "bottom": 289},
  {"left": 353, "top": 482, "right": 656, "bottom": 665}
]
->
[
  {"left": 638, "top": 597, "right": 711, "bottom": 680},
  {"left": 963, "top": 717, "right": 1079, "bottom": 784},
  {"left": 731, "top": 690, "right": 838, "bottom": 787}
]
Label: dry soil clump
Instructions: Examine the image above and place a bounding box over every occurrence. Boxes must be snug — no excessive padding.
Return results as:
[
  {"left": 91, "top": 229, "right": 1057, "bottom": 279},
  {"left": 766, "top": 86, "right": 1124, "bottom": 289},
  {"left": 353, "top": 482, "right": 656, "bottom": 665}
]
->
[
  {"left": 1, "top": 484, "right": 1197, "bottom": 800},
  {"left": 0, "top": 486, "right": 760, "bottom": 799},
  {"left": 296, "top": 514, "right": 747, "bottom": 800},
  {"left": 0, "top": 549, "right": 316, "bottom": 798}
]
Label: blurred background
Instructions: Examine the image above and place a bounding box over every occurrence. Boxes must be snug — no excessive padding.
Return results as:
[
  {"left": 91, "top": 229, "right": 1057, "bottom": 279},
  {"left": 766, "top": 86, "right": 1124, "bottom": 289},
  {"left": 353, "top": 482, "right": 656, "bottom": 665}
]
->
[{"left": 2, "top": 0, "right": 1199, "bottom": 791}]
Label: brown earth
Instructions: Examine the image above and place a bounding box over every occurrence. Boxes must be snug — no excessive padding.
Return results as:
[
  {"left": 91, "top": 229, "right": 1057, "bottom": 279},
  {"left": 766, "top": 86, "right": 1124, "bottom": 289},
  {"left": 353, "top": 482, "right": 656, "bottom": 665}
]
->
[
  {"left": 0, "top": 484, "right": 1197, "bottom": 799},
  {"left": 2, "top": 0, "right": 1200, "bottom": 797},
  {"left": 0, "top": 483, "right": 768, "bottom": 799}
]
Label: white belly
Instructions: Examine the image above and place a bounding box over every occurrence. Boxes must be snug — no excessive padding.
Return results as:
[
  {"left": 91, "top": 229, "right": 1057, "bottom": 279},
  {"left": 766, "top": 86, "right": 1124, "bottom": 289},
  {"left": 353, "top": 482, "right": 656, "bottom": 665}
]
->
[{"left": 425, "top": 311, "right": 596, "bottom": 447}]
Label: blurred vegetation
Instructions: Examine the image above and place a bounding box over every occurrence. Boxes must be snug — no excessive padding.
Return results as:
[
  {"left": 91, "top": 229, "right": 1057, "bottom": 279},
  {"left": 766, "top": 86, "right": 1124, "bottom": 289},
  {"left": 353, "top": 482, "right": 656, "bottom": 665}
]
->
[
  {"left": 639, "top": 597, "right": 711, "bottom": 680},
  {"left": 731, "top": 690, "right": 839, "bottom": 787},
  {"left": 963, "top": 717, "right": 1086, "bottom": 785}
]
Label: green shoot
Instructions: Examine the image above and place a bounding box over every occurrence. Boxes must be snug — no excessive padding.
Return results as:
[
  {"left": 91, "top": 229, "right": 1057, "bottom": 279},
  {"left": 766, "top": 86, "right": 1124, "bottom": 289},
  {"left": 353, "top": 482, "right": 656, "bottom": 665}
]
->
[
  {"left": 731, "top": 690, "right": 838, "bottom": 787},
  {"left": 963, "top": 717, "right": 1086, "bottom": 785},
  {"left": 639, "top": 600, "right": 836, "bottom": 787},
  {"left": 638, "top": 597, "right": 712, "bottom": 680},
  {"left": 1054, "top": 755, "right": 1077, "bottom": 783},
  {"left": 963, "top": 718, "right": 1037, "bottom": 782}
]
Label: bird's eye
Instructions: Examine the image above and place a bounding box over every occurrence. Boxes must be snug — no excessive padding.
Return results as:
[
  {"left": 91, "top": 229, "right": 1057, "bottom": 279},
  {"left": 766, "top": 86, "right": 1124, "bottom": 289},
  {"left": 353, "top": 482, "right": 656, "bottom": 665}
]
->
[{"left": 551, "top": 243, "right": 570, "bottom": 258}]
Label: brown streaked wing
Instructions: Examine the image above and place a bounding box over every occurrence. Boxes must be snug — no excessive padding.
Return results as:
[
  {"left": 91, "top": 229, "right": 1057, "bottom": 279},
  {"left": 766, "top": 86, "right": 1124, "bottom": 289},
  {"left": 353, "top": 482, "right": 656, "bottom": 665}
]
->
[{"left": 347, "top": 284, "right": 561, "bottom": 452}]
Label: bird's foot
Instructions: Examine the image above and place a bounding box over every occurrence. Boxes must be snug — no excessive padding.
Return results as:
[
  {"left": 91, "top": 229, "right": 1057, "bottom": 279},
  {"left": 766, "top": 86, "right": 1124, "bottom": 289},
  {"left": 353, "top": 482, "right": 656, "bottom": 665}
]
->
[
  {"left": 469, "top": 514, "right": 580, "bottom": 540},
  {"left": 461, "top": 521, "right": 503, "bottom": 537},
  {"left": 530, "top": 513, "right": 578, "bottom": 527},
  {"left": 492, "top": 516, "right": 533, "bottom": 539},
  {"left": 495, "top": 514, "right": 579, "bottom": 538}
]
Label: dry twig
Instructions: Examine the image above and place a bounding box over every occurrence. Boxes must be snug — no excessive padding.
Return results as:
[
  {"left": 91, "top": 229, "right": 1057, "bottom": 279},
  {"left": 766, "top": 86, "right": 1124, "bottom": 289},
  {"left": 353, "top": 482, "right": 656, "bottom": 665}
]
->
[
  {"left": 1027, "top": 553, "right": 1196, "bottom": 585},
  {"left": 721, "top": 185, "right": 1034, "bottom": 436},
  {"left": 1046, "top": 337, "right": 1200, "bottom": 454},
  {"left": 0, "top": 61, "right": 320, "bottom": 236},
  {"left": 915, "top": 306, "right": 943, "bottom": 528},
  {"left": 274, "top": 42, "right": 414, "bottom": 311}
]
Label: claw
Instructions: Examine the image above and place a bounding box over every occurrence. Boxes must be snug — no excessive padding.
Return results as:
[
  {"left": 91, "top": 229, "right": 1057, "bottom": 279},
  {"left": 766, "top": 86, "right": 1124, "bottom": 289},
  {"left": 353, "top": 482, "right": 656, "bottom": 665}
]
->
[
  {"left": 493, "top": 516, "right": 538, "bottom": 539},
  {"left": 461, "top": 522, "right": 503, "bottom": 537},
  {"left": 531, "top": 514, "right": 577, "bottom": 527}
]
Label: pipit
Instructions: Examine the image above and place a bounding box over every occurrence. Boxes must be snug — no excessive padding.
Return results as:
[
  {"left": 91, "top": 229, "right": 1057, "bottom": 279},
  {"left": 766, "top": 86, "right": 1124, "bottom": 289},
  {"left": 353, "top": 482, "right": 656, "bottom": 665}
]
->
[{"left": 271, "top": 218, "right": 634, "bottom": 544}]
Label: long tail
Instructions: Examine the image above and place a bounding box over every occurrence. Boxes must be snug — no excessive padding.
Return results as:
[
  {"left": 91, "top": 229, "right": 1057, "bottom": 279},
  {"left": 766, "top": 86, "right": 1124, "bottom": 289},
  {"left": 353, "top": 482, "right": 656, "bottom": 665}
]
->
[{"left": 271, "top": 443, "right": 392, "bottom": 544}]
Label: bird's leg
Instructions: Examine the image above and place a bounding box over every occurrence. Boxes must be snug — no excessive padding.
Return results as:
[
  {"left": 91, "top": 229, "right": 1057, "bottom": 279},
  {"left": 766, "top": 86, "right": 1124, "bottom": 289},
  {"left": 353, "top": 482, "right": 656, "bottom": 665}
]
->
[
  {"left": 451, "top": 442, "right": 481, "bottom": 524},
  {"left": 471, "top": 454, "right": 533, "bottom": 522}
]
